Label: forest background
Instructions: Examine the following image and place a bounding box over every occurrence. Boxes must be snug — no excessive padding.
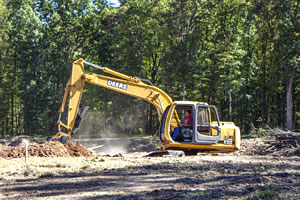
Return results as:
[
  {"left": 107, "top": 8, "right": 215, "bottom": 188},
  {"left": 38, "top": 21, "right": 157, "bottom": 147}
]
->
[{"left": 0, "top": 0, "right": 299, "bottom": 137}]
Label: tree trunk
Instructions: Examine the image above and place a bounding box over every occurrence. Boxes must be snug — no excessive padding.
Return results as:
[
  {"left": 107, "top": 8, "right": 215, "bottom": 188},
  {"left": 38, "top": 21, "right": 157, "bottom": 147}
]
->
[
  {"left": 286, "top": 74, "right": 294, "bottom": 130},
  {"left": 181, "top": 78, "right": 185, "bottom": 101},
  {"left": 277, "top": 93, "right": 282, "bottom": 127},
  {"left": 10, "top": 94, "right": 14, "bottom": 135},
  {"left": 135, "top": 18, "right": 146, "bottom": 135},
  {"left": 6, "top": 116, "right": 9, "bottom": 135},
  {"left": 149, "top": 106, "right": 153, "bottom": 135},
  {"left": 181, "top": 39, "right": 188, "bottom": 101},
  {"left": 261, "top": 42, "right": 267, "bottom": 125},
  {"left": 228, "top": 91, "right": 232, "bottom": 121}
]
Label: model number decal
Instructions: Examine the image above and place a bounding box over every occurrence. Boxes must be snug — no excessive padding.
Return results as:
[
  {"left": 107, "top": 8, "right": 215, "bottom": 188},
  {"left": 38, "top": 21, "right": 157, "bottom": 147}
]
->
[
  {"left": 107, "top": 80, "right": 128, "bottom": 90},
  {"left": 224, "top": 140, "right": 233, "bottom": 145}
]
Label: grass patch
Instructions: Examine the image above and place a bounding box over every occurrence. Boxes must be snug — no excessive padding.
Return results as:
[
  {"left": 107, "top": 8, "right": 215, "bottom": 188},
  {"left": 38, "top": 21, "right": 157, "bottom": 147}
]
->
[{"left": 253, "top": 186, "right": 280, "bottom": 199}]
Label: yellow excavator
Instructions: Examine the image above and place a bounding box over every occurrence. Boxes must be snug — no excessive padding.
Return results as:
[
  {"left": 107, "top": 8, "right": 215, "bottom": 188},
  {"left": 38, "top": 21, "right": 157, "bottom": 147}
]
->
[{"left": 49, "top": 58, "right": 240, "bottom": 153}]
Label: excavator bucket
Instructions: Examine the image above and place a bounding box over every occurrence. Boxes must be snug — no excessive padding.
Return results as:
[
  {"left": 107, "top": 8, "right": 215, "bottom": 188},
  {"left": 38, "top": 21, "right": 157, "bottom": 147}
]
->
[
  {"left": 48, "top": 105, "right": 89, "bottom": 144},
  {"left": 72, "top": 105, "right": 89, "bottom": 134},
  {"left": 47, "top": 135, "right": 69, "bottom": 144}
]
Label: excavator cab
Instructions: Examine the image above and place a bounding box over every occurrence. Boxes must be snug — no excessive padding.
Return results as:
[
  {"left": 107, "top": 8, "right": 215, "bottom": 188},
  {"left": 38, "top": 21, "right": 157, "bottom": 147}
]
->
[
  {"left": 159, "top": 102, "right": 240, "bottom": 153},
  {"left": 51, "top": 59, "right": 240, "bottom": 153}
]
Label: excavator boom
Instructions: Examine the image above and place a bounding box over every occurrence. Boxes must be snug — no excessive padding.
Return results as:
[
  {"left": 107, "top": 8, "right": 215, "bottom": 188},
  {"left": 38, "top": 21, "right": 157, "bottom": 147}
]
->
[{"left": 54, "top": 58, "right": 172, "bottom": 139}]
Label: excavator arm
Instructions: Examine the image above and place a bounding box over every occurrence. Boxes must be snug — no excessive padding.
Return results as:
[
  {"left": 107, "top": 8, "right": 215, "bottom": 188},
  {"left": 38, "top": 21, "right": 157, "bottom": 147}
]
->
[{"left": 53, "top": 58, "right": 173, "bottom": 140}]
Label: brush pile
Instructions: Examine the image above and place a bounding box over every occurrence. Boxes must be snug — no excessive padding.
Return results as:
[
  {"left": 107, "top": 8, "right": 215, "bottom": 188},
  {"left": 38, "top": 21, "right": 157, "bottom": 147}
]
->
[{"left": 240, "top": 129, "right": 300, "bottom": 157}]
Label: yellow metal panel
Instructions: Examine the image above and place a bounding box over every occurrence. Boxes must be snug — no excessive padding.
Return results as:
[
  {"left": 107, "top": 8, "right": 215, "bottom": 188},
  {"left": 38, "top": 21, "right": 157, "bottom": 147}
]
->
[
  {"left": 102, "top": 67, "right": 139, "bottom": 83},
  {"left": 67, "top": 59, "right": 85, "bottom": 134},
  {"left": 234, "top": 126, "right": 241, "bottom": 150},
  {"left": 163, "top": 104, "right": 177, "bottom": 142},
  {"left": 59, "top": 78, "right": 71, "bottom": 114},
  {"left": 164, "top": 143, "right": 237, "bottom": 153}
]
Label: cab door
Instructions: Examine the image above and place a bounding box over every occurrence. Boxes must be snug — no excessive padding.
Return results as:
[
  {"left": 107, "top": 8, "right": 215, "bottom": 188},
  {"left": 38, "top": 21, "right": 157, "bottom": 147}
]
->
[
  {"left": 159, "top": 103, "right": 180, "bottom": 143},
  {"left": 194, "top": 104, "right": 221, "bottom": 144}
]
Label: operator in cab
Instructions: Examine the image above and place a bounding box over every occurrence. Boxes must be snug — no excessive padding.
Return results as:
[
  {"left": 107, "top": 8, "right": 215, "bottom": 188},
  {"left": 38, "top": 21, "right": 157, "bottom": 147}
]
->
[{"left": 171, "top": 110, "right": 193, "bottom": 142}]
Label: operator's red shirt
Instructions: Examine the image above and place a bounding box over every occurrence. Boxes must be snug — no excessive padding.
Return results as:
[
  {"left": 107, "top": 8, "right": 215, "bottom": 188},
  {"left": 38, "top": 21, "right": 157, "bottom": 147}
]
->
[{"left": 185, "top": 116, "right": 193, "bottom": 127}]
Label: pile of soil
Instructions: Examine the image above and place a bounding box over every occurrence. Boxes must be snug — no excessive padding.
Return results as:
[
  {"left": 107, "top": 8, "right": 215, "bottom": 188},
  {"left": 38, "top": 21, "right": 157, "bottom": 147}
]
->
[
  {"left": 64, "top": 141, "right": 93, "bottom": 157},
  {"left": 0, "top": 137, "right": 93, "bottom": 159},
  {"left": 240, "top": 129, "right": 300, "bottom": 157}
]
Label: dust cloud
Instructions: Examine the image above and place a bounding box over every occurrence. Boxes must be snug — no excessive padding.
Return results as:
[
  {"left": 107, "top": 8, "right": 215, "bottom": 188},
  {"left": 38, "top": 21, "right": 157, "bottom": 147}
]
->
[
  {"left": 76, "top": 106, "right": 140, "bottom": 138},
  {"left": 73, "top": 105, "right": 145, "bottom": 155}
]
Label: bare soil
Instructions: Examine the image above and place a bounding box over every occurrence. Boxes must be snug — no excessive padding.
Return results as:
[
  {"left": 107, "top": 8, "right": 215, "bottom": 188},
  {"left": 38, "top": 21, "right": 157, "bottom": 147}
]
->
[
  {"left": 0, "top": 140, "right": 93, "bottom": 158},
  {"left": 0, "top": 133, "right": 299, "bottom": 199},
  {"left": 0, "top": 154, "right": 299, "bottom": 200},
  {"left": 63, "top": 141, "right": 93, "bottom": 157}
]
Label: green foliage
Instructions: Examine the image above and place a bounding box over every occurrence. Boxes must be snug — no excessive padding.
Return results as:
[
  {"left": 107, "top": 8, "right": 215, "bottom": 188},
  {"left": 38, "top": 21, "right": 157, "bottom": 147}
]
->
[
  {"left": 254, "top": 186, "right": 280, "bottom": 199},
  {"left": 256, "top": 127, "right": 265, "bottom": 137},
  {"left": 0, "top": 0, "right": 299, "bottom": 137}
]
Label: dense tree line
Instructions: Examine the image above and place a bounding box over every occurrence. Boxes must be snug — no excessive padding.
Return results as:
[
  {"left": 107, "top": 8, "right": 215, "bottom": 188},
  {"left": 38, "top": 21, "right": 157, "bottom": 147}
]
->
[{"left": 0, "top": 0, "right": 299, "bottom": 137}]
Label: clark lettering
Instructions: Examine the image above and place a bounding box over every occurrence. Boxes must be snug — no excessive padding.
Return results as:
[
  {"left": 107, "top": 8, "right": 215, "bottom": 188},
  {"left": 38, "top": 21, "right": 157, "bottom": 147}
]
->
[{"left": 107, "top": 80, "right": 128, "bottom": 90}]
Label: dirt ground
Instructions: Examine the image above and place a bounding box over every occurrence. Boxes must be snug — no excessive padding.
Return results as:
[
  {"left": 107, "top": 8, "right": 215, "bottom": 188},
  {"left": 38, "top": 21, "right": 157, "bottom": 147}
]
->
[
  {"left": 0, "top": 140, "right": 93, "bottom": 158},
  {"left": 0, "top": 134, "right": 299, "bottom": 200}
]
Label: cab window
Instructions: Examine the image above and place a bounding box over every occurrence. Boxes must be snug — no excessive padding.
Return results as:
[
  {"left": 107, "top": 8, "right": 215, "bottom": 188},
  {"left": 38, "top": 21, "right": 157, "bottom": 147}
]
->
[
  {"left": 197, "top": 107, "right": 209, "bottom": 125},
  {"left": 209, "top": 107, "right": 218, "bottom": 126},
  {"left": 197, "top": 107, "right": 210, "bottom": 134}
]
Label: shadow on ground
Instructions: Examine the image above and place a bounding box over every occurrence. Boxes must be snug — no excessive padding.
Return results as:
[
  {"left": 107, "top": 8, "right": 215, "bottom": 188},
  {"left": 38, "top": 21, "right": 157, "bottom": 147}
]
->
[{"left": 1, "top": 158, "right": 300, "bottom": 199}]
